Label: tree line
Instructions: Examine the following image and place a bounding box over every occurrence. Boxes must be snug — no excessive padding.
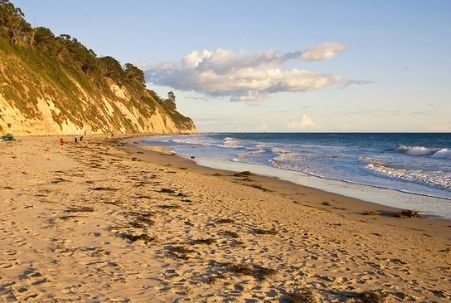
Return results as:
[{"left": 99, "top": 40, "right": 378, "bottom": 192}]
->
[{"left": 0, "top": 0, "right": 145, "bottom": 87}]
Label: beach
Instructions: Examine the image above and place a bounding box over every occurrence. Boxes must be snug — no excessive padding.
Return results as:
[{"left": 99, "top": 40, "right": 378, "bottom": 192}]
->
[{"left": 0, "top": 136, "right": 449, "bottom": 302}]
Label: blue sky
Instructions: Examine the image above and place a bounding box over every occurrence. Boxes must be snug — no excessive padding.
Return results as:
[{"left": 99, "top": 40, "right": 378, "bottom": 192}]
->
[{"left": 13, "top": 0, "right": 451, "bottom": 132}]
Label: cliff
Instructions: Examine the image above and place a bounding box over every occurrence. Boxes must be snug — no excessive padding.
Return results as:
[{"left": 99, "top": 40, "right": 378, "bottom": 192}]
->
[{"left": 0, "top": 1, "right": 196, "bottom": 135}]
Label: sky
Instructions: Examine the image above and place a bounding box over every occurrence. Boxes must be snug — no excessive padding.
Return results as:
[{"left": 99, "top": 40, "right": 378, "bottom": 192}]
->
[{"left": 12, "top": 0, "right": 451, "bottom": 132}]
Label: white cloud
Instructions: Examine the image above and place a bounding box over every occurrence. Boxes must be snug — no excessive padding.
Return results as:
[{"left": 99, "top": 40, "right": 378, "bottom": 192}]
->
[
  {"left": 284, "top": 114, "right": 316, "bottom": 130},
  {"left": 146, "top": 43, "right": 361, "bottom": 101},
  {"left": 301, "top": 42, "right": 346, "bottom": 61}
]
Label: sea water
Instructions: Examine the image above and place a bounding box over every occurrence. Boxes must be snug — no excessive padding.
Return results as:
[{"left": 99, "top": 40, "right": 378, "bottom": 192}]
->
[{"left": 140, "top": 133, "right": 451, "bottom": 219}]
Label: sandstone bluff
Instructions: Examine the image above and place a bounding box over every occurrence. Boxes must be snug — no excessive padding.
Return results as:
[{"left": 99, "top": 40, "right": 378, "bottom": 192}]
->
[{"left": 0, "top": 1, "right": 196, "bottom": 135}]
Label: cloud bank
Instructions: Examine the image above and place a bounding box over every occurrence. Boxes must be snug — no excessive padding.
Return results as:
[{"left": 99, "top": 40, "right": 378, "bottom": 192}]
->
[{"left": 146, "top": 42, "right": 360, "bottom": 101}]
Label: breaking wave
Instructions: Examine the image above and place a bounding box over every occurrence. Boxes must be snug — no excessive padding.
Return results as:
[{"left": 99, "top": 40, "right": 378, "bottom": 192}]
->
[
  {"left": 397, "top": 145, "right": 451, "bottom": 159},
  {"left": 222, "top": 137, "right": 244, "bottom": 149}
]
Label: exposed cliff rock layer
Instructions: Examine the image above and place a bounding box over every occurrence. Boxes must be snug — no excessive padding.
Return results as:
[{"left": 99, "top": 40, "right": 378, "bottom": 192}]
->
[{"left": 0, "top": 1, "right": 196, "bottom": 135}]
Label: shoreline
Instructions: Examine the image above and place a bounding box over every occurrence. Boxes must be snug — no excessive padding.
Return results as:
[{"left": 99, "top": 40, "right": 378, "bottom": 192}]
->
[
  {"left": 1, "top": 135, "right": 449, "bottom": 302},
  {"left": 122, "top": 137, "right": 451, "bottom": 228},
  {"left": 135, "top": 134, "right": 451, "bottom": 219}
]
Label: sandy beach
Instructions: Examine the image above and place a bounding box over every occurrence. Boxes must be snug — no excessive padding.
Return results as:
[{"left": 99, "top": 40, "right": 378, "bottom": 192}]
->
[{"left": 0, "top": 136, "right": 449, "bottom": 302}]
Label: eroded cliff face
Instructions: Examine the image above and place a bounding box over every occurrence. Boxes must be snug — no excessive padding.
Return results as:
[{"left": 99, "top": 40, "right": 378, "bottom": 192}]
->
[
  {"left": 0, "top": 1, "right": 196, "bottom": 136},
  {"left": 0, "top": 53, "right": 196, "bottom": 135},
  {"left": 0, "top": 72, "right": 196, "bottom": 135}
]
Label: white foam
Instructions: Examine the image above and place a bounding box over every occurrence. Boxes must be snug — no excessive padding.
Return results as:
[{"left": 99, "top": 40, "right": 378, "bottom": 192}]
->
[
  {"left": 271, "top": 146, "right": 292, "bottom": 154},
  {"left": 364, "top": 158, "right": 451, "bottom": 190},
  {"left": 431, "top": 148, "right": 451, "bottom": 159},
  {"left": 397, "top": 145, "right": 451, "bottom": 158},
  {"left": 222, "top": 137, "right": 244, "bottom": 149},
  {"left": 171, "top": 136, "right": 214, "bottom": 146},
  {"left": 271, "top": 152, "right": 304, "bottom": 171},
  {"left": 233, "top": 144, "right": 274, "bottom": 164}
]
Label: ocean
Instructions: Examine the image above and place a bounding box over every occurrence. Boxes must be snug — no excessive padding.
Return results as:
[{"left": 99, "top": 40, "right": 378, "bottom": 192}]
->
[{"left": 140, "top": 133, "right": 451, "bottom": 219}]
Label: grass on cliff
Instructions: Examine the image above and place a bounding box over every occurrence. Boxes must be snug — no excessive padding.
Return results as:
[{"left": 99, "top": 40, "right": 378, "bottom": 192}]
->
[{"left": 0, "top": 0, "right": 195, "bottom": 132}]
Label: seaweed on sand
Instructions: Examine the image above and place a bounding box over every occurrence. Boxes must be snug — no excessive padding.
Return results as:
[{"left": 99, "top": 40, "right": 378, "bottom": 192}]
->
[
  {"left": 233, "top": 171, "right": 253, "bottom": 177},
  {"left": 252, "top": 228, "right": 278, "bottom": 235},
  {"left": 190, "top": 238, "right": 216, "bottom": 245},
  {"left": 393, "top": 209, "right": 419, "bottom": 218},
  {"left": 216, "top": 218, "right": 234, "bottom": 224},
  {"left": 210, "top": 261, "right": 275, "bottom": 281},
  {"left": 65, "top": 206, "right": 94, "bottom": 213},
  {"left": 120, "top": 233, "right": 154, "bottom": 244},
  {"left": 160, "top": 188, "right": 176, "bottom": 194},
  {"left": 280, "top": 289, "right": 317, "bottom": 303},
  {"left": 165, "top": 245, "right": 193, "bottom": 260}
]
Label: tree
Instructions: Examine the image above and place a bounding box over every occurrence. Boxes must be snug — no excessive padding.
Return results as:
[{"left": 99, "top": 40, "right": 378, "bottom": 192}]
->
[
  {"left": 32, "top": 27, "right": 57, "bottom": 54},
  {"left": 98, "top": 56, "right": 124, "bottom": 81},
  {"left": 0, "top": 0, "right": 32, "bottom": 44},
  {"left": 167, "top": 91, "right": 175, "bottom": 102},
  {"left": 59, "top": 34, "right": 71, "bottom": 40},
  {"left": 124, "top": 63, "right": 145, "bottom": 84},
  {"left": 165, "top": 91, "right": 176, "bottom": 110}
]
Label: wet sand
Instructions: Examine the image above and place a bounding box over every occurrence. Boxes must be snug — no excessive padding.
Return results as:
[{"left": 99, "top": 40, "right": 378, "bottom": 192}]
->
[{"left": 0, "top": 136, "right": 449, "bottom": 302}]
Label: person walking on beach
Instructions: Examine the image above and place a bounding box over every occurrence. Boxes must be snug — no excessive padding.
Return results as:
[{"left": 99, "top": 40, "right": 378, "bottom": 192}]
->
[{"left": 59, "top": 137, "right": 64, "bottom": 148}]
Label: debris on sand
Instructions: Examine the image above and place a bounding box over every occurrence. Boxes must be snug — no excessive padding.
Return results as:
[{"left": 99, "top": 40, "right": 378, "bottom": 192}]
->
[
  {"left": 160, "top": 188, "right": 176, "bottom": 194},
  {"left": 393, "top": 209, "right": 419, "bottom": 218},
  {"left": 210, "top": 261, "right": 275, "bottom": 281},
  {"left": 0, "top": 133, "right": 15, "bottom": 142},
  {"left": 233, "top": 171, "right": 253, "bottom": 177},
  {"left": 119, "top": 233, "right": 154, "bottom": 244},
  {"left": 252, "top": 228, "right": 278, "bottom": 235},
  {"left": 281, "top": 289, "right": 318, "bottom": 303}
]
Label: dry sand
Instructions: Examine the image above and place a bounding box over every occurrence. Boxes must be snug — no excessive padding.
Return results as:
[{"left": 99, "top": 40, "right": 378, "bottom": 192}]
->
[{"left": 0, "top": 136, "right": 449, "bottom": 302}]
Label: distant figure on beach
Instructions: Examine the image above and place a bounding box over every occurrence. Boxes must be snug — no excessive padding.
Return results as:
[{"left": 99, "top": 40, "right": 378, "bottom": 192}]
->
[
  {"left": 59, "top": 137, "right": 64, "bottom": 148},
  {"left": 80, "top": 135, "right": 83, "bottom": 142},
  {"left": 74, "top": 137, "right": 78, "bottom": 144}
]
